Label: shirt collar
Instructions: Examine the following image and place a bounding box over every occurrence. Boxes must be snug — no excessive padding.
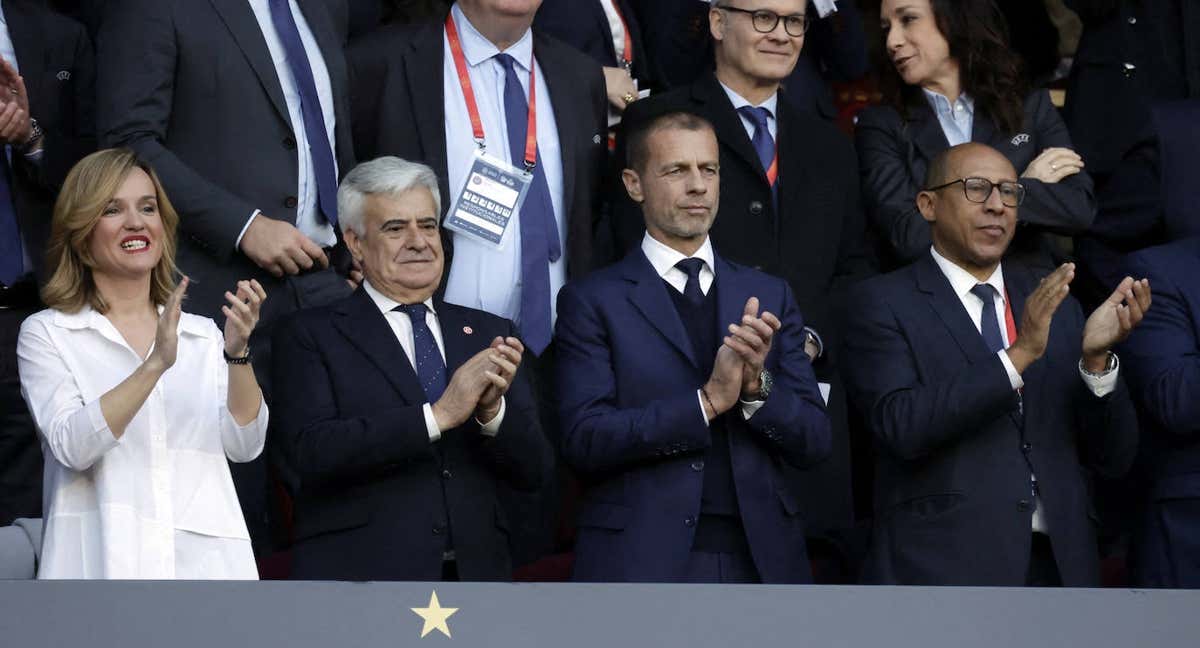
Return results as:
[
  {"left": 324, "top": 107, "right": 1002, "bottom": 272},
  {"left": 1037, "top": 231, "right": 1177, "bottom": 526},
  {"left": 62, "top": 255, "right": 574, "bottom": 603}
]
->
[
  {"left": 451, "top": 3, "right": 534, "bottom": 70},
  {"left": 922, "top": 88, "right": 975, "bottom": 119},
  {"left": 52, "top": 303, "right": 212, "bottom": 338},
  {"left": 363, "top": 280, "right": 437, "bottom": 317},
  {"left": 718, "top": 80, "right": 779, "bottom": 120},
  {"left": 929, "top": 246, "right": 1006, "bottom": 303},
  {"left": 640, "top": 232, "right": 716, "bottom": 280}
]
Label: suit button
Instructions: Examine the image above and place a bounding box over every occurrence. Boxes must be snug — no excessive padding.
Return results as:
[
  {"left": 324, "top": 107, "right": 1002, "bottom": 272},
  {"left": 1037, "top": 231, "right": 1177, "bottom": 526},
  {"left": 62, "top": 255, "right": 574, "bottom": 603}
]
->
[
  {"left": 748, "top": 201, "right": 764, "bottom": 216},
  {"left": 283, "top": 136, "right": 297, "bottom": 150},
  {"left": 691, "top": 461, "right": 705, "bottom": 472},
  {"left": 1123, "top": 62, "right": 1137, "bottom": 78},
  {"left": 442, "top": 469, "right": 452, "bottom": 479},
  {"left": 284, "top": 196, "right": 298, "bottom": 209},
  {"left": 684, "top": 517, "right": 696, "bottom": 527},
  {"left": 1017, "top": 500, "right": 1032, "bottom": 513},
  {"left": 1128, "top": 16, "right": 1137, "bottom": 25},
  {"left": 1021, "top": 442, "right": 1032, "bottom": 453},
  {"left": 432, "top": 523, "right": 446, "bottom": 535}
]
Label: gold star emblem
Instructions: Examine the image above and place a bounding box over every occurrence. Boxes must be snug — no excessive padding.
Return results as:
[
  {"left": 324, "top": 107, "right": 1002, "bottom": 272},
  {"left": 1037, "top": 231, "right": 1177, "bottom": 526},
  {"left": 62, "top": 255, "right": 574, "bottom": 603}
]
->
[{"left": 411, "top": 590, "right": 459, "bottom": 639}]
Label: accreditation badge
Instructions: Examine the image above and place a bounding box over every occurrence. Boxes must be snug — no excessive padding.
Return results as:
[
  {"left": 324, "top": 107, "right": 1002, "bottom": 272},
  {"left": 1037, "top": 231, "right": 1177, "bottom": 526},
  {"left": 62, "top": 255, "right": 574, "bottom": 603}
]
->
[{"left": 444, "top": 150, "right": 533, "bottom": 249}]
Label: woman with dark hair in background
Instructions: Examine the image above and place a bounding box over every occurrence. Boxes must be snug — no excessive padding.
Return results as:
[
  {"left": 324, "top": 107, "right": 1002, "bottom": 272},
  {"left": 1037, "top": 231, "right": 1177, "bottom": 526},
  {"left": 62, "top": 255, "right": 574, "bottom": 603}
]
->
[{"left": 856, "top": 0, "right": 1095, "bottom": 272}]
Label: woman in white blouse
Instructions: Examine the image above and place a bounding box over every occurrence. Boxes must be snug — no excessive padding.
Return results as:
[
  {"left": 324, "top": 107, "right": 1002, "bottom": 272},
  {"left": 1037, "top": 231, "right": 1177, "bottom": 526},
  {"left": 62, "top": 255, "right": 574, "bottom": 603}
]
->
[{"left": 17, "top": 148, "right": 269, "bottom": 579}]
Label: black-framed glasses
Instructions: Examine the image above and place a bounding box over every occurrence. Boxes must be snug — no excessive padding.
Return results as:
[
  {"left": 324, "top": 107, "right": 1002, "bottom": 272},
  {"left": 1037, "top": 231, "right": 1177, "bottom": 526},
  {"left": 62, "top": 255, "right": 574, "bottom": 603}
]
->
[
  {"left": 926, "top": 177, "right": 1026, "bottom": 207},
  {"left": 719, "top": 5, "right": 811, "bottom": 36}
]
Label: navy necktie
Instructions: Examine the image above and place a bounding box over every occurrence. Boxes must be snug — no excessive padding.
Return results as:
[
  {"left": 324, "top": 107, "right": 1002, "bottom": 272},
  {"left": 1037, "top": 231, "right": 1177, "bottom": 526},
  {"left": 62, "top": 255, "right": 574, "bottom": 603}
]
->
[
  {"left": 267, "top": 0, "right": 339, "bottom": 227},
  {"left": 737, "top": 106, "right": 776, "bottom": 185},
  {"left": 0, "top": 154, "right": 23, "bottom": 286},
  {"left": 396, "top": 303, "right": 448, "bottom": 403},
  {"left": 495, "top": 53, "right": 560, "bottom": 356},
  {"left": 675, "top": 258, "right": 706, "bottom": 306},
  {"left": 970, "top": 284, "right": 1005, "bottom": 353}
]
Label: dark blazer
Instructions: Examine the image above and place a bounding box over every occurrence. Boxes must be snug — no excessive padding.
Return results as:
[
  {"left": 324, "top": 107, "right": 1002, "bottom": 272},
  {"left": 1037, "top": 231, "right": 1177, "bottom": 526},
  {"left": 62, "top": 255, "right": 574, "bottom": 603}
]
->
[
  {"left": 1119, "top": 237, "right": 1200, "bottom": 588},
  {"left": 5, "top": 0, "right": 95, "bottom": 282},
  {"left": 272, "top": 289, "right": 550, "bottom": 581},
  {"left": 348, "top": 16, "right": 610, "bottom": 280},
  {"left": 856, "top": 90, "right": 1096, "bottom": 273},
  {"left": 842, "top": 254, "right": 1139, "bottom": 586},
  {"left": 615, "top": 73, "right": 872, "bottom": 535},
  {"left": 534, "top": 0, "right": 652, "bottom": 88},
  {"left": 97, "top": 0, "right": 356, "bottom": 321},
  {"left": 555, "top": 249, "right": 831, "bottom": 583}
]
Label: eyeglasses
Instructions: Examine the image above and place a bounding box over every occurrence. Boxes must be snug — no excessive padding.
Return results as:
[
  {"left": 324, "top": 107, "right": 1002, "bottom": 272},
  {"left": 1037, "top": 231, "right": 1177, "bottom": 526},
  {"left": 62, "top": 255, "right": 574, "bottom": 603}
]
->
[
  {"left": 719, "top": 6, "right": 811, "bottom": 37},
  {"left": 926, "top": 177, "right": 1026, "bottom": 207}
]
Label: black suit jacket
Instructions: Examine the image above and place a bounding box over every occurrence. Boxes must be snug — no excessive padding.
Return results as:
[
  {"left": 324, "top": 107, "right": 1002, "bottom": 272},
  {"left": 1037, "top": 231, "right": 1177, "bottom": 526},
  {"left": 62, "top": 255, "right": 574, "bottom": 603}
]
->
[
  {"left": 348, "top": 16, "right": 610, "bottom": 281},
  {"left": 272, "top": 289, "right": 550, "bottom": 581},
  {"left": 614, "top": 73, "right": 872, "bottom": 536},
  {"left": 5, "top": 0, "right": 95, "bottom": 282},
  {"left": 842, "top": 254, "right": 1139, "bottom": 586},
  {"left": 97, "top": 0, "right": 356, "bottom": 321},
  {"left": 534, "top": 0, "right": 652, "bottom": 87},
  {"left": 856, "top": 90, "right": 1097, "bottom": 273}
]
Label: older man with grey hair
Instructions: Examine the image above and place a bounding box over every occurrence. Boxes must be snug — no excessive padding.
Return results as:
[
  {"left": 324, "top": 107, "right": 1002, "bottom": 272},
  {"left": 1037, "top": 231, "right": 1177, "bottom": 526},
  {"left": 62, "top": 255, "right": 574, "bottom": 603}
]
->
[{"left": 272, "top": 156, "right": 551, "bottom": 581}]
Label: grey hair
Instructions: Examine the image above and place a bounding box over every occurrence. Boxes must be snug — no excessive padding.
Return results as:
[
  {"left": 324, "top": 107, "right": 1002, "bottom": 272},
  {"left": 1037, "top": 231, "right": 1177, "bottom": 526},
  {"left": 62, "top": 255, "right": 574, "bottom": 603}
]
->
[{"left": 337, "top": 156, "right": 442, "bottom": 236}]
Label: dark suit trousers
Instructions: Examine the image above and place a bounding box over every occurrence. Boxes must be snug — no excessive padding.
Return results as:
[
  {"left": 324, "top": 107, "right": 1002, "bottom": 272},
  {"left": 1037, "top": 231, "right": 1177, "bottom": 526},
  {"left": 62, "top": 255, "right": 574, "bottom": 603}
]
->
[
  {"left": 683, "top": 551, "right": 761, "bottom": 584},
  {"left": 504, "top": 341, "right": 560, "bottom": 568},
  {"left": 1027, "top": 533, "right": 1064, "bottom": 587},
  {"left": 0, "top": 292, "right": 42, "bottom": 527}
]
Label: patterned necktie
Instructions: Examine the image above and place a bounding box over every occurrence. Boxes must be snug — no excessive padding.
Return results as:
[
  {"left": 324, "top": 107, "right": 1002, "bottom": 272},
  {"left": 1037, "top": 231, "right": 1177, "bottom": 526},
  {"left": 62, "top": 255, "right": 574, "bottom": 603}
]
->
[
  {"left": 737, "top": 105, "right": 776, "bottom": 186},
  {"left": 267, "top": 0, "right": 339, "bottom": 227},
  {"left": 495, "top": 52, "right": 560, "bottom": 356},
  {"left": 396, "top": 303, "right": 448, "bottom": 402},
  {"left": 0, "top": 154, "right": 23, "bottom": 286},
  {"left": 675, "top": 258, "right": 706, "bottom": 306},
  {"left": 970, "top": 284, "right": 1005, "bottom": 353}
]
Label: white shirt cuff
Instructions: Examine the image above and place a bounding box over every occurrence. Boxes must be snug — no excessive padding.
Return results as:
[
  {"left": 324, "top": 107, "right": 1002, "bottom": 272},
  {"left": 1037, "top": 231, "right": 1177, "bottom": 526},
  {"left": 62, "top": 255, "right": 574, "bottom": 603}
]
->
[
  {"left": 1078, "top": 354, "right": 1120, "bottom": 398},
  {"left": 740, "top": 399, "right": 765, "bottom": 420},
  {"left": 423, "top": 403, "right": 442, "bottom": 443},
  {"left": 476, "top": 396, "right": 506, "bottom": 437},
  {"left": 235, "top": 210, "right": 260, "bottom": 250},
  {"left": 998, "top": 350, "right": 1025, "bottom": 390},
  {"left": 697, "top": 389, "right": 710, "bottom": 426}
]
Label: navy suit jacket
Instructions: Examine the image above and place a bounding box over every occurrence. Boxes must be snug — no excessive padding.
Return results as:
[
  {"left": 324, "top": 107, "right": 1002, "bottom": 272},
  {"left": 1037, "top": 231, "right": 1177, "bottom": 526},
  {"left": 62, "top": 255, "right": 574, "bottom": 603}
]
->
[
  {"left": 554, "top": 248, "right": 831, "bottom": 583},
  {"left": 1120, "top": 237, "right": 1200, "bottom": 587},
  {"left": 842, "top": 254, "right": 1139, "bottom": 586},
  {"left": 272, "top": 288, "right": 551, "bottom": 581}
]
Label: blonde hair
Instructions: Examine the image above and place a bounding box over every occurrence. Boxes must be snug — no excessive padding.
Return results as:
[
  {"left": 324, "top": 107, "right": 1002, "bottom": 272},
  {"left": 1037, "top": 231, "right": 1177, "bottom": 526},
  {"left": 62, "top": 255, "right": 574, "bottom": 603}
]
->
[{"left": 41, "top": 149, "right": 180, "bottom": 314}]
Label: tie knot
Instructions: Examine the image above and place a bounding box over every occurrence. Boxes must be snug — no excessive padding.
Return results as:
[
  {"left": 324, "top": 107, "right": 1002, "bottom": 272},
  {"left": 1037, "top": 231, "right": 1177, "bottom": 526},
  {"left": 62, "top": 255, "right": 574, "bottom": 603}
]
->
[
  {"left": 970, "top": 283, "right": 997, "bottom": 304},
  {"left": 395, "top": 303, "right": 428, "bottom": 322},
  {"left": 494, "top": 53, "right": 518, "bottom": 73},
  {"left": 675, "top": 258, "right": 705, "bottom": 281},
  {"left": 737, "top": 105, "right": 772, "bottom": 129}
]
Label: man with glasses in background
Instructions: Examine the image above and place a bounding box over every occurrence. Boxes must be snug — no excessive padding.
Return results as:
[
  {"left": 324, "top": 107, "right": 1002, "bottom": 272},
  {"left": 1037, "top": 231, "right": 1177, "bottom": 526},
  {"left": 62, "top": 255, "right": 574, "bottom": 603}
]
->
[
  {"left": 617, "top": 0, "right": 871, "bottom": 582},
  {"left": 842, "top": 142, "right": 1147, "bottom": 587}
]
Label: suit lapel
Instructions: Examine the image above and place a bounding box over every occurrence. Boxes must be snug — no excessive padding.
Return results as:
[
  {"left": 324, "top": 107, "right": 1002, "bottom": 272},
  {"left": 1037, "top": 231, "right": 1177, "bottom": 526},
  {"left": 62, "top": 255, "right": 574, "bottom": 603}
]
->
[
  {"left": 622, "top": 251, "right": 698, "bottom": 368},
  {"left": 914, "top": 254, "right": 992, "bottom": 360},
  {"left": 333, "top": 290, "right": 428, "bottom": 404},
  {"left": 208, "top": 0, "right": 292, "bottom": 127},
  {"left": 971, "top": 108, "right": 999, "bottom": 150},
  {"left": 694, "top": 74, "right": 769, "bottom": 182},
  {"left": 712, "top": 254, "right": 748, "bottom": 350},
  {"left": 405, "top": 20, "right": 450, "bottom": 185},
  {"left": 1003, "top": 263, "right": 1041, "bottom": 426},
  {"left": 4, "top": 0, "right": 45, "bottom": 103},
  {"left": 433, "top": 300, "right": 476, "bottom": 382},
  {"left": 535, "top": 32, "right": 579, "bottom": 227},
  {"left": 906, "top": 100, "right": 951, "bottom": 169}
]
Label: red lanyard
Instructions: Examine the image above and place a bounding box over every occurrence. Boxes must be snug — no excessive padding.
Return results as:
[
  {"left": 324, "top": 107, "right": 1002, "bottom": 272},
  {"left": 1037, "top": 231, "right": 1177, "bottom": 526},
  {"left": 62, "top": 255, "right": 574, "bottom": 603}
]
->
[
  {"left": 607, "top": 0, "right": 633, "bottom": 70},
  {"left": 1003, "top": 288, "right": 1018, "bottom": 346},
  {"left": 445, "top": 14, "right": 539, "bottom": 170}
]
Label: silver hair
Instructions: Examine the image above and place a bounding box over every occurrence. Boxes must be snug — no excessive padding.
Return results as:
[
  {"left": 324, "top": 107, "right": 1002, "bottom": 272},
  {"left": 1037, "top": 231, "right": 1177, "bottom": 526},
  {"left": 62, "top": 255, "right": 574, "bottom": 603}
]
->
[{"left": 336, "top": 157, "right": 442, "bottom": 236}]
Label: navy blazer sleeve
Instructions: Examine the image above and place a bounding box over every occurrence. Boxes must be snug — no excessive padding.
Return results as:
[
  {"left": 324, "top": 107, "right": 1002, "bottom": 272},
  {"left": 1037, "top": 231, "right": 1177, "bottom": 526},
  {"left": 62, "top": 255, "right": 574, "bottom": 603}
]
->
[
  {"left": 1015, "top": 90, "right": 1096, "bottom": 235},
  {"left": 1121, "top": 249, "right": 1200, "bottom": 439},
  {"left": 842, "top": 279, "right": 1021, "bottom": 461},
  {"left": 97, "top": 0, "right": 256, "bottom": 262},
  {"left": 20, "top": 19, "right": 95, "bottom": 193}
]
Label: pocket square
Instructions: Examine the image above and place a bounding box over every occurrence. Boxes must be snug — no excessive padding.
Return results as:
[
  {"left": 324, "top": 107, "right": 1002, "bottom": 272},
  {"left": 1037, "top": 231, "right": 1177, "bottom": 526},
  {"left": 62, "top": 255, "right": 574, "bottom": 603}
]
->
[
  {"left": 56, "top": 70, "right": 71, "bottom": 81},
  {"left": 1011, "top": 133, "right": 1030, "bottom": 146}
]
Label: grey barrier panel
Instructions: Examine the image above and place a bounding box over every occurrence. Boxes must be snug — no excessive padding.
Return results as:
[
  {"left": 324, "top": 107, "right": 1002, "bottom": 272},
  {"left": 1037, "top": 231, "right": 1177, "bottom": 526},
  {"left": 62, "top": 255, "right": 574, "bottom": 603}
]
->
[{"left": 0, "top": 581, "right": 1196, "bottom": 647}]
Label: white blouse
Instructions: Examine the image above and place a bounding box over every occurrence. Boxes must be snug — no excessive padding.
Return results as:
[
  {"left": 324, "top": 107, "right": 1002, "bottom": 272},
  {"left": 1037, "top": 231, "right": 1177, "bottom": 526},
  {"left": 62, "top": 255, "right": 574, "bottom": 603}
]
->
[{"left": 16, "top": 306, "right": 268, "bottom": 579}]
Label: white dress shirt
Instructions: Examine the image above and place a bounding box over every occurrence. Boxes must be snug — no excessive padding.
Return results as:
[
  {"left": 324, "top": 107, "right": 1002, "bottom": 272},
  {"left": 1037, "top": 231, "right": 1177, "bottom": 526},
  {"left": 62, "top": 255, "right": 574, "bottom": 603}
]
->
[
  {"left": 17, "top": 307, "right": 268, "bottom": 579},
  {"left": 239, "top": 0, "right": 339, "bottom": 248},
  {"left": 362, "top": 280, "right": 505, "bottom": 441},
  {"left": 923, "top": 88, "right": 975, "bottom": 147},
  {"left": 640, "top": 233, "right": 765, "bottom": 424},
  {"left": 442, "top": 3, "right": 567, "bottom": 328},
  {"left": 598, "top": 0, "right": 628, "bottom": 66},
  {"left": 929, "top": 246, "right": 1119, "bottom": 532},
  {"left": 719, "top": 81, "right": 779, "bottom": 142}
]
